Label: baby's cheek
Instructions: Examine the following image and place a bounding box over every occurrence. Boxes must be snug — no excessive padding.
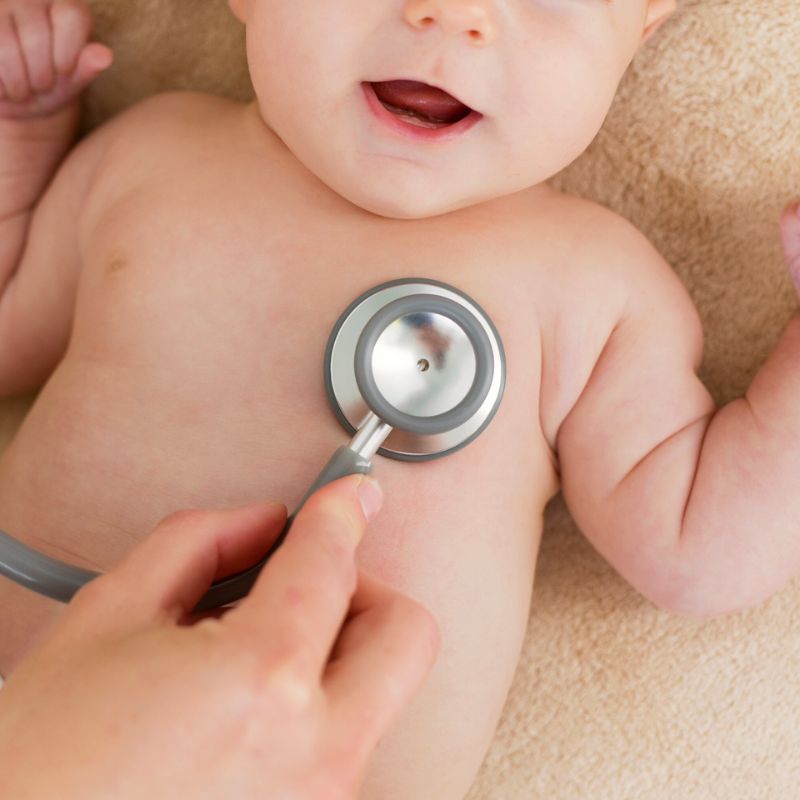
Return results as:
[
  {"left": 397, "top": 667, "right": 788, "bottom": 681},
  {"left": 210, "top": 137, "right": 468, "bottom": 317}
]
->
[{"left": 518, "top": 58, "right": 620, "bottom": 177}]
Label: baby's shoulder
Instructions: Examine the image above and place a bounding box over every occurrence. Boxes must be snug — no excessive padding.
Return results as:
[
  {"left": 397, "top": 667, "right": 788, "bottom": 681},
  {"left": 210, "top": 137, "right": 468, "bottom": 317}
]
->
[
  {"left": 529, "top": 190, "right": 698, "bottom": 321},
  {"left": 96, "top": 90, "right": 240, "bottom": 138},
  {"left": 79, "top": 91, "right": 243, "bottom": 224},
  {"left": 484, "top": 187, "right": 696, "bottom": 341},
  {"left": 88, "top": 90, "right": 241, "bottom": 169},
  {"left": 534, "top": 191, "right": 677, "bottom": 291}
]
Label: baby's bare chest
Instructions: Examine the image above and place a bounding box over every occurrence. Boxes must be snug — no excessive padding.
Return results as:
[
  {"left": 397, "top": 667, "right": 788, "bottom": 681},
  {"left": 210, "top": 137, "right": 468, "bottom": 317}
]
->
[
  {"left": 0, "top": 151, "right": 559, "bottom": 579},
  {"left": 77, "top": 169, "right": 537, "bottom": 389},
  {"left": 74, "top": 158, "right": 555, "bottom": 453}
]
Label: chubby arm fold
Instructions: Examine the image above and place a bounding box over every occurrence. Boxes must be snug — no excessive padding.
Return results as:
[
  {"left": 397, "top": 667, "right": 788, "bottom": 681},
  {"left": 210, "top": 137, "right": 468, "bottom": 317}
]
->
[
  {"left": 0, "top": 104, "right": 87, "bottom": 395},
  {"left": 556, "top": 216, "right": 800, "bottom": 618}
]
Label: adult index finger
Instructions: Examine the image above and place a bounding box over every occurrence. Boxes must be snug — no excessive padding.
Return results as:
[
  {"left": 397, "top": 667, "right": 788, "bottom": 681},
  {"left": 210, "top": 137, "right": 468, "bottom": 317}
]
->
[{"left": 223, "top": 475, "right": 383, "bottom": 682}]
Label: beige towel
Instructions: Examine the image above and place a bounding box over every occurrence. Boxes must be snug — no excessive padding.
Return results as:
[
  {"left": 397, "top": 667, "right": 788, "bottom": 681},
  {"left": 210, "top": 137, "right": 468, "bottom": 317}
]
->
[{"left": 1, "top": 1, "right": 798, "bottom": 797}]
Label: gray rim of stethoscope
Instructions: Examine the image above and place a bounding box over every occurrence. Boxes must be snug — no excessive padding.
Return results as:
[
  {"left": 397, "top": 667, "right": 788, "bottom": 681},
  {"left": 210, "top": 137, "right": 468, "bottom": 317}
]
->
[
  {"left": 323, "top": 276, "right": 507, "bottom": 461},
  {"left": 0, "top": 276, "right": 507, "bottom": 608}
]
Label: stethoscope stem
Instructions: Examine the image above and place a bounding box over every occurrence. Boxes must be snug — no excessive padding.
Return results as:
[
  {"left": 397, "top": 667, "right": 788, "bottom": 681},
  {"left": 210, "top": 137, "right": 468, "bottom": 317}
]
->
[{"left": 348, "top": 412, "right": 393, "bottom": 461}]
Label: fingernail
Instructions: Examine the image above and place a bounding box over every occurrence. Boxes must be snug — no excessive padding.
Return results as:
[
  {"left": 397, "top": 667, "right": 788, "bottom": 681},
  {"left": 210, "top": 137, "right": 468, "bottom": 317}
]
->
[{"left": 357, "top": 476, "right": 383, "bottom": 522}]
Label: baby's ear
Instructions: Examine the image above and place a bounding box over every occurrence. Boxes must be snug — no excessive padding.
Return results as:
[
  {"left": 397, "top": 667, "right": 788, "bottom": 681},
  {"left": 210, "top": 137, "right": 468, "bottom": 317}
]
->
[{"left": 641, "top": 0, "right": 676, "bottom": 44}]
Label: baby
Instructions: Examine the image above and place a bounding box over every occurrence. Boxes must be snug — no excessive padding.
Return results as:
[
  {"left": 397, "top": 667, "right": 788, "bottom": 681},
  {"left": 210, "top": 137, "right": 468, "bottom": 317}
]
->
[{"left": 1, "top": 0, "right": 799, "bottom": 797}]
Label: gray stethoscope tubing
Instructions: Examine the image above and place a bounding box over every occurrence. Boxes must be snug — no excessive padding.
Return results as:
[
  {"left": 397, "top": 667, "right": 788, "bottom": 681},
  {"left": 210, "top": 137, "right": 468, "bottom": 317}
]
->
[{"left": 0, "top": 278, "right": 506, "bottom": 612}]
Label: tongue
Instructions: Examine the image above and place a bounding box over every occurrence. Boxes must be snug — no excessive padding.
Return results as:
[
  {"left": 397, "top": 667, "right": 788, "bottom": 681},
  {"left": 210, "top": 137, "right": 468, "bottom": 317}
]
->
[{"left": 371, "top": 80, "right": 470, "bottom": 123}]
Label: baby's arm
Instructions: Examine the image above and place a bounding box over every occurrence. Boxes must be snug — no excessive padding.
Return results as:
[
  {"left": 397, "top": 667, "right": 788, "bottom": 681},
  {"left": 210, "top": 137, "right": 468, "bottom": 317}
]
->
[
  {"left": 0, "top": 0, "right": 111, "bottom": 395},
  {"left": 556, "top": 205, "right": 800, "bottom": 618}
]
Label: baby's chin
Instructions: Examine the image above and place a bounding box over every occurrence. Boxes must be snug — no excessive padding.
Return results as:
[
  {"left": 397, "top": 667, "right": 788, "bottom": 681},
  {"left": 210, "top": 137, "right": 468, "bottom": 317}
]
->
[
  {"left": 324, "top": 174, "right": 509, "bottom": 221},
  {"left": 308, "top": 144, "right": 562, "bottom": 220},
  {"left": 346, "top": 193, "right": 473, "bottom": 221}
]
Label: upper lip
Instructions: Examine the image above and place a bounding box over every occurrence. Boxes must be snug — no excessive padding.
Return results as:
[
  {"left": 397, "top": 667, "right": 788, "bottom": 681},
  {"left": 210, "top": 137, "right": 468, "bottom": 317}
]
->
[{"left": 366, "top": 76, "right": 481, "bottom": 116}]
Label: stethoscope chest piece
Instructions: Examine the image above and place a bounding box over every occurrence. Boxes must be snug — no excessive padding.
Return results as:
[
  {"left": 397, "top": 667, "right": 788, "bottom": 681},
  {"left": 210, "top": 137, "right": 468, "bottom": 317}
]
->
[{"left": 324, "top": 278, "right": 506, "bottom": 461}]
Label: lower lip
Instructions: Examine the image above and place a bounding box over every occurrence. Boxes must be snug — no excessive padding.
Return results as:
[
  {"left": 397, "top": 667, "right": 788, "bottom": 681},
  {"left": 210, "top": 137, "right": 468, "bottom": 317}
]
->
[{"left": 361, "top": 82, "right": 483, "bottom": 143}]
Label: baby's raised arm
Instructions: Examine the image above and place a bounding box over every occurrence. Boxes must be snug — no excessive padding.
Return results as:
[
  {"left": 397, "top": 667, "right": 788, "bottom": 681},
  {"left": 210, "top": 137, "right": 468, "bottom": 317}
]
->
[
  {"left": 0, "top": 0, "right": 111, "bottom": 395},
  {"left": 556, "top": 206, "right": 800, "bottom": 618}
]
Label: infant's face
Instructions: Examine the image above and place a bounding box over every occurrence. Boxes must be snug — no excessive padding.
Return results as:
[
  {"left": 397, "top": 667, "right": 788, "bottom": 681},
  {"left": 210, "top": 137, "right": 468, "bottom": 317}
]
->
[{"left": 230, "top": 0, "right": 664, "bottom": 219}]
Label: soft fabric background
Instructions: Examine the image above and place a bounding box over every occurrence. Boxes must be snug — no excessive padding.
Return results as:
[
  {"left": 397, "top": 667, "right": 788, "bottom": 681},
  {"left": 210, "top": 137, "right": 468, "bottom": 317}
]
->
[{"left": 2, "top": 1, "right": 798, "bottom": 797}]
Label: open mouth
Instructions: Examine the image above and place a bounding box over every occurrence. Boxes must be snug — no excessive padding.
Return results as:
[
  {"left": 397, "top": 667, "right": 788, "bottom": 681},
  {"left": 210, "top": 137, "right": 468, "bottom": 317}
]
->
[{"left": 368, "top": 79, "right": 476, "bottom": 129}]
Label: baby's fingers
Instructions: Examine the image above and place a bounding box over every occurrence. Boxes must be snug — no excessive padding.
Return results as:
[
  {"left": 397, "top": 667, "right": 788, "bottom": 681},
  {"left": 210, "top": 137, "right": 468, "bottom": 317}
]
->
[
  {"left": 13, "top": 1, "right": 54, "bottom": 93},
  {"left": 66, "top": 40, "right": 111, "bottom": 89},
  {"left": 50, "top": 0, "right": 92, "bottom": 75},
  {"left": 0, "top": 10, "right": 29, "bottom": 101}
]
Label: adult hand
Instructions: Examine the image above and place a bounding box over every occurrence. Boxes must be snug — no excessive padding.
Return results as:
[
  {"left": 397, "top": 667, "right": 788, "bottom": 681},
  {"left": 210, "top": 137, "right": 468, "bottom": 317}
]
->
[{"left": 0, "top": 475, "right": 440, "bottom": 799}]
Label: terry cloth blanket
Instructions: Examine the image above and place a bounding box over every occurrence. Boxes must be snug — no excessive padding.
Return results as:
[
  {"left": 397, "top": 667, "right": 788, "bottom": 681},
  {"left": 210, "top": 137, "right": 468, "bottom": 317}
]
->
[{"left": 0, "top": 1, "right": 798, "bottom": 797}]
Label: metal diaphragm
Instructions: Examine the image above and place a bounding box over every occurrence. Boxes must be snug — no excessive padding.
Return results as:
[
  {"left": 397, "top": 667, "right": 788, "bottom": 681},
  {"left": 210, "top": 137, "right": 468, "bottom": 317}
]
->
[{"left": 324, "top": 278, "right": 506, "bottom": 461}]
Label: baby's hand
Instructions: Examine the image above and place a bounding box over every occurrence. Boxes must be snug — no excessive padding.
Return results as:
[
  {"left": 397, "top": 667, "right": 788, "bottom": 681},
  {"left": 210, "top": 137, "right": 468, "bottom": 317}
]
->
[
  {"left": 0, "top": 0, "right": 112, "bottom": 120},
  {"left": 780, "top": 201, "right": 800, "bottom": 296}
]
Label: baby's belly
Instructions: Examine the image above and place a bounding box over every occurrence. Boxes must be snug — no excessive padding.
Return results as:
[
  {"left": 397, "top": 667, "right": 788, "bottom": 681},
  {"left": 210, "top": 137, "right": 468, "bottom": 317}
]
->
[{"left": 0, "top": 343, "right": 550, "bottom": 598}]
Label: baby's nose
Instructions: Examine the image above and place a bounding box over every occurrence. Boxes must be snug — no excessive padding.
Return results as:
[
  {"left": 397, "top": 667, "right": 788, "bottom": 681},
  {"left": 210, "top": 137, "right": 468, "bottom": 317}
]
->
[{"left": 404, "top": 0, "right": 498, "bottom": 46}]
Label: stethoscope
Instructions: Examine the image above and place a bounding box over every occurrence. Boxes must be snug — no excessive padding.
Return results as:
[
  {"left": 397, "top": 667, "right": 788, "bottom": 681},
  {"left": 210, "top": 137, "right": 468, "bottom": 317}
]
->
[{"left": 0, "top": 278, "right": 506, "bottom": 612}]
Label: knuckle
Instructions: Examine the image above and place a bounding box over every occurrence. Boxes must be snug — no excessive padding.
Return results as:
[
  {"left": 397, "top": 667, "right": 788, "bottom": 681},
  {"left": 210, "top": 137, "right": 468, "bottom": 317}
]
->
[
  {"left": 312, "top": 499, "right": 361, "bottom": 543},
  {"left": 246, "top": 646, "right": 316, "bottom": 713},
  {"left": 306, "top": 487, "right": 363, "bottom": 530}
]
